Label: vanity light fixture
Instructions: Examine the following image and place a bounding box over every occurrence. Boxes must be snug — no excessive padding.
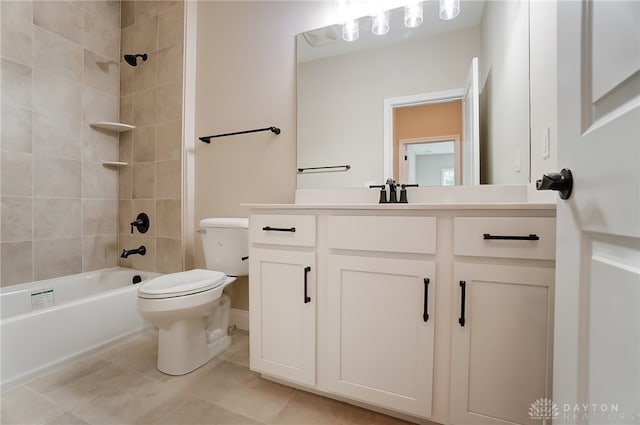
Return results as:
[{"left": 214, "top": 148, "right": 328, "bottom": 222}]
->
[
  {"left": 337, "top": 0, "right": 458, "bottom": 42},
  {"left": 371, "top": 8, "right": 390, "bottom": 35},
  {"left": 404, "top": 1, "right": 423, "bottom": 28},
  {"left": 343, "top": 18, "right": 360, "bottom": 41},
  {"left": 439, "top": 0, "right": 460, "bottom": 20},
  {"left": 337, "top": 0, "right": 367, "bottom": 41}
]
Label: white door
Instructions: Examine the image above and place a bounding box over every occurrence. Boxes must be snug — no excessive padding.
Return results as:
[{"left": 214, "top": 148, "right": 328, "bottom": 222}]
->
[
  {"left": 462, "top": 57, "right": 479, "bottom": 185},
  {"left": 552, "top": 1, "right": 640, "bottom": 423}
]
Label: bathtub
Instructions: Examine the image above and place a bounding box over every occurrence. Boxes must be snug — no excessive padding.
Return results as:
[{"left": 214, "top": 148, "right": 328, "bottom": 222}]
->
[{"left": 0, "top": 267, "right": 162, "bottom": 387}]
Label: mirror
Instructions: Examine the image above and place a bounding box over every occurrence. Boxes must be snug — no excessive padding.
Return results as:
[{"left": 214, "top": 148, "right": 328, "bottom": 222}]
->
[{"left": 296, "top": 0, "right": 531, "bottom": 189}]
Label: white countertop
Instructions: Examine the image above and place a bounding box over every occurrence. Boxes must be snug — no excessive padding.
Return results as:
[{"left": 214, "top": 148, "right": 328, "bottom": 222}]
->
[
  {"left": 244, "top": 202, "right": 556, "bottom": 210},
  {"left": 244, "top": 185, "right": 557, "bottom": 211}
]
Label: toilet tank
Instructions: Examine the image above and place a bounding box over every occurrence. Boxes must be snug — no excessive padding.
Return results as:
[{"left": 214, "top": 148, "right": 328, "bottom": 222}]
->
[{"left": 198, "top": 218, "right": 249, "bottom": 276}]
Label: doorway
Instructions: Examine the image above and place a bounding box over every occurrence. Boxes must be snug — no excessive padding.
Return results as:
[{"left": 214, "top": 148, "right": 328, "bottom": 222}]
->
[
  {"left": 399, "top": 137, "right": 461, "bottom": 186},
  {"left": 393, "top": 100, "right": 462, "bottom": 185}
]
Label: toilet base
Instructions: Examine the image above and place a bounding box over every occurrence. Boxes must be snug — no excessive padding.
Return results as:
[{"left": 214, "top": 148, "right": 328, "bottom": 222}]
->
[
  {"left": 155, "top": 294, "right": 232, "bottom": 376},
  {"left": 208, "top": 334, "right": 232, "bottom": 359}
]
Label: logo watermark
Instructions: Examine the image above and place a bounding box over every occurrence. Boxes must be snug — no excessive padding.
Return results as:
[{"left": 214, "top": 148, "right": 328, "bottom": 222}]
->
[
  {"left": 529, "top": 398, "right": 560, "bottom": 421},
  {"left": 529, "top": 399, "right": 638, "bottom": 423}
]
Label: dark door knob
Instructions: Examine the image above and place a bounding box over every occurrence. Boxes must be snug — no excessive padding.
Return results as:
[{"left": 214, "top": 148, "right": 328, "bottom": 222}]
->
[{"left": 536, "top": 168, "right": 573, "bottom": 200}]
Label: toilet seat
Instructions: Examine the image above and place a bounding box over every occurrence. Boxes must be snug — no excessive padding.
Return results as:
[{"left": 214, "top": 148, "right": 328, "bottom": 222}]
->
[{"left": 138, "top": 269, "right": 227, "bottom": 299}]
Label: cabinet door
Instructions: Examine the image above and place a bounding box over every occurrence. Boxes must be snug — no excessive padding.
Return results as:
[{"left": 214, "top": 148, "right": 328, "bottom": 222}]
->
[
  {"left": 249, "top": 248, "right": 316, "bottom": 386},
  {"left": 328, "top": 255, "right": 435, "bottom": 418},
  {"left": 450, "top": 263, "right": 554, "bottom": 425}
]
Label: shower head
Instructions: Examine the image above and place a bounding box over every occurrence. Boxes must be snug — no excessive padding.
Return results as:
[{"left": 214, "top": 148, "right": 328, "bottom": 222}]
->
[{"left": 123, "top": 53, "right": 148, "bottom": 67}]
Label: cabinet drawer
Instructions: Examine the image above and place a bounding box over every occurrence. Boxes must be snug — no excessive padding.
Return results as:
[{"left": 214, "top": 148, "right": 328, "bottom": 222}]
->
[
  {"left": 250, "top": 214, "right": 316, "bottom": 247},
  {"left": 328, "top": 216, "right": 436, "bottom": 254},
  {"left": 454, "top": 217, "right": 555, "bottom": 260}
]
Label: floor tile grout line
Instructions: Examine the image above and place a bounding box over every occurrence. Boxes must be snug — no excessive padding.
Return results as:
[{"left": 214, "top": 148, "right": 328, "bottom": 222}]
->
[
  {"left": 19, "top": 384, "right": 75, "bottom": 419},
  {"left": 154, "top": 397, "right": 190, "bottom": 424},
  {"left": 267, "top": 388, "right": 298, "bottom": 425}
]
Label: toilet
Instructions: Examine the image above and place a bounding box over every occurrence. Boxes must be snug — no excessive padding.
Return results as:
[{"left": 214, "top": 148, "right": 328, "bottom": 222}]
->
[{"left": 137, "top": 218, "right": 249, "bottom": 375}]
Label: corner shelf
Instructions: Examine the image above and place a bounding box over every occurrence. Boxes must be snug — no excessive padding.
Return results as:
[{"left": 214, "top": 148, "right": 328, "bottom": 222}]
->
[
  {"left": 90, "top": 122, "right": 136, "bottom": 133},
  {"left": 102, "top": 161, "right": 128, "bottom": 167}
]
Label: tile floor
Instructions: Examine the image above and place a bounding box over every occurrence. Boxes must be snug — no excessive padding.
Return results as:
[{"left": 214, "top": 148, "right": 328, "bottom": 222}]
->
[{"left": 1, "top": 330, "right": 415, "bottom": 425}]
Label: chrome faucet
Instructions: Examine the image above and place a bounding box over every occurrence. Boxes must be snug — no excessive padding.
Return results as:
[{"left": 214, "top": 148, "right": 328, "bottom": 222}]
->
[{"left": 121, "top": 245, "right": 146, "bottom": 258}]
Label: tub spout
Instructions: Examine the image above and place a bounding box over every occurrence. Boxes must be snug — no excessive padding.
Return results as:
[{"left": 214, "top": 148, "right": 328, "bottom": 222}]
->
[{"left": 121, "top": 245, "right": 146, "bottom": 258}]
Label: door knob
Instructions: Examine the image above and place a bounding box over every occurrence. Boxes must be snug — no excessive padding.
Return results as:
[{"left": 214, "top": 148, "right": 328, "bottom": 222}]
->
[{"left": 536, "top": 168, "right": 573, "bottom": 200}]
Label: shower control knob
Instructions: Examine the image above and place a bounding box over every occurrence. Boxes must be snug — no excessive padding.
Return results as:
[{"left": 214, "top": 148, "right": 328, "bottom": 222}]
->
[{"left": 130, "top": 212, "right": 150, "bottom": 234}]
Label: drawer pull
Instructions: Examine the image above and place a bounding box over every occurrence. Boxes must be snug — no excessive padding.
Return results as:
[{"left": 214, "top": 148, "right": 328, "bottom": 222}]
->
[
  {"left": 483, "top": 233, "right": 540, "bottom": 241},
  {"left": 262, "top": 226, "right": 296, "bottom": 232},
  {"left": 304, "top": 266, "right": 311, "bottom": 304},
  {"left": 458, "top": 281, "right": 466, "bottom": 327},
  {"left": 423, "top": 278, "right": 430, "bottom": 322}
]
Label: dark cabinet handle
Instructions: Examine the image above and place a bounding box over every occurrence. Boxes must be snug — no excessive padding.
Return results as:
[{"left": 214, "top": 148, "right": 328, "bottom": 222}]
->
[
  {"left": 423, "top": 278, "right": 430, "bottom": 322},
  {"left": 262, "top": 226, "right": 296, "bottom": 232},
  {"left": 483, "top": 233, "right": 540, "bottom": 241},
  {"left": 458, "top": 281, "right": 466, "bottom": 327},
  {"left": 303, "top": 266, "right": 311, "bottom": 304}
]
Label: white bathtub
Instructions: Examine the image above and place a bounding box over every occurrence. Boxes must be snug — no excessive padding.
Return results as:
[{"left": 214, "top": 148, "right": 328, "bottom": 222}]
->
[{"left": 0, "top": 268, "right": 161, "bottom": 387}]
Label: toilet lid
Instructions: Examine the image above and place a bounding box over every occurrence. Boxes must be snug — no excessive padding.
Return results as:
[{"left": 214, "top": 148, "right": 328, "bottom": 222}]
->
[{"left": 138, "top": 269, "right": 227, "bottom": 298}]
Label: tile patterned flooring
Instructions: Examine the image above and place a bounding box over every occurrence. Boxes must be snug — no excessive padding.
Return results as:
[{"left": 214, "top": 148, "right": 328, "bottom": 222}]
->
[{"left": 1, "top": 330, "right": 415, "bottom": 424}]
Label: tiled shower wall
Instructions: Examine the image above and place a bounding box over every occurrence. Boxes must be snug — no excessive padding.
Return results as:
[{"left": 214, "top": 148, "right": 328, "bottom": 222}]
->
[
  {"left": 1, "top": 1, "right": 185, "bottom": 285},
  {"left": 117, "top": 1, "right": 184, "bottom": 273},
  {"left": 1, "top": 1, "right": 121, "bottom": 286}
]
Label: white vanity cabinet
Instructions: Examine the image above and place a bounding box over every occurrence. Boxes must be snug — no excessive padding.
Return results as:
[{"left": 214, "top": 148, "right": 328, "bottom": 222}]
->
[
  {"left": 248, "top": 215, "right": 317, "bottom": 386},
  {"left": 449, "top": 217, "right": 555, "bottom": 425},
  {"left": 327, "top": 216, "right": 437, "bottom": 418},
  {"left": 248, "top": 204, "right": 556, "bottom": 425}
]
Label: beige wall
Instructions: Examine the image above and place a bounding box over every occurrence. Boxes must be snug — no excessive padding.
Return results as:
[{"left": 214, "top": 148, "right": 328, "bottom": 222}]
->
[
  {"left": 192, "top": 1, "right": 333, "bottom": 309},
  {"left": 1, "top": 1, "right": 121, "bottom": 285},
  {"left": 117, "top": 1, "right": 185, "bottom": 274}
]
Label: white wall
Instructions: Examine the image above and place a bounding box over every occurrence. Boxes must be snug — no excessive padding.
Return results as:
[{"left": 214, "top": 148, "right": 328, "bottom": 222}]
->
[
  {"left": 297, "top": 27, "right": 481, "bottom": 189},
  {"left": 416, "top": 153, "right": 455, "bottom": 186},
  {"left": 528, "top": 0, "right": 558, "bottom": 201},
  {"left": 479, "top": 0, "right": 530, "bottom": 184}
]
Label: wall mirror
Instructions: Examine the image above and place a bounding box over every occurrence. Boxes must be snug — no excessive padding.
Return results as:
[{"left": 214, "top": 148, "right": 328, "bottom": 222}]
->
[{"left": 296, "top": 0, "right": 531, "bottom": 189}]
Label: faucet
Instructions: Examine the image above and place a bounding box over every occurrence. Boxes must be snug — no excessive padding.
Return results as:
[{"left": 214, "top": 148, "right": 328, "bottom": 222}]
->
[
  {"left": 121, "top": 245, "right": 146, "bottom": 258},
  {"left": 386, "top": 178, "right": 398, "bottom": 203},
  {"left": 399, "top": 183, "right": 419, "bottom": 203}
]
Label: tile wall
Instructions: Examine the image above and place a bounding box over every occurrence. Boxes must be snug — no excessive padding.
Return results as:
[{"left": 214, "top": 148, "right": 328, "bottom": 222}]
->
[
  {"left": 117, "top": 1, "right": 184, "bottom": 273},
  {"left": 1, "top": 1, "right": 121, "bottom": 285}
]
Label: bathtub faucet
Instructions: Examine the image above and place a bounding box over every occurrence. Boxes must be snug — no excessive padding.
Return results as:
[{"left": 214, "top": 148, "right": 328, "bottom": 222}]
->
[{"left": 121, "top": 245, "right": 146, "bottom": 258}]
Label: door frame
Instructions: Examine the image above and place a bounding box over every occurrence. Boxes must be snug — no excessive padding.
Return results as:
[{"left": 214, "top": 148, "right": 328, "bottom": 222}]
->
[
  {"left": 383, "top": 88, "right": 465, "bottom": 180},
  {"left": 398, "top": 135, "right": 461, "bottom": 186}
]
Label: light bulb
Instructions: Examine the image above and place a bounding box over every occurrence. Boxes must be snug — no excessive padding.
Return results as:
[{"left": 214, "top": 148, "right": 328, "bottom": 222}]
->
[
  {"left": 404, "top": 1, "right": 423, "bottom": 28},
  {"left": 342, "top": 18, "right": 360, "bottom": 41},
  {"left": 439, "top": 0, "right": 460, "bottom": 20},
  {"left": 372, "top": 10, "right": 390, "bottom": 35}
]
